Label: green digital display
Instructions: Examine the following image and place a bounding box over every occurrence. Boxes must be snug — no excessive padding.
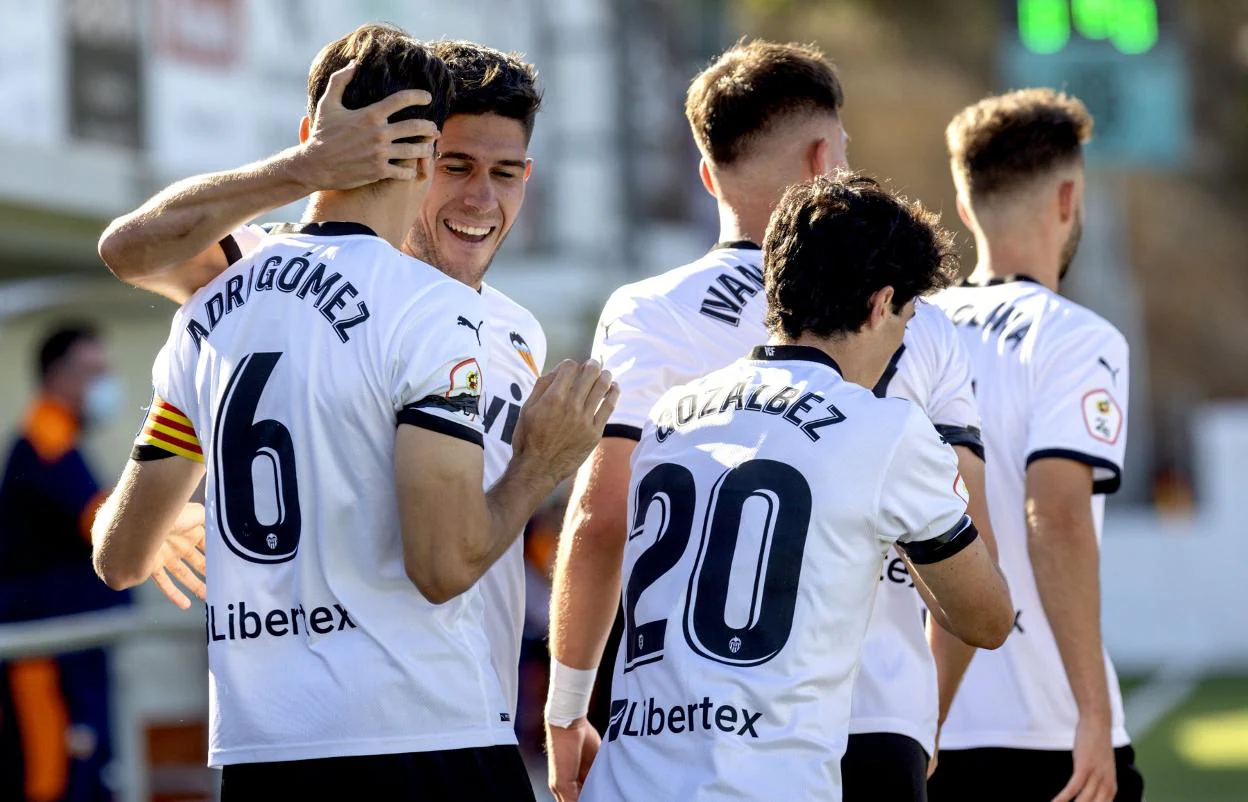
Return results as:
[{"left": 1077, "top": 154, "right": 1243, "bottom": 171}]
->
[{"left": 1017, "top": 0, "right": 1159, "bottom": 55}]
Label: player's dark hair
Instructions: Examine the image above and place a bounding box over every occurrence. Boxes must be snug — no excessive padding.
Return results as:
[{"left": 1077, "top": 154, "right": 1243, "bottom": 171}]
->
[
  {"left": 946, "top": 88, "right": 1093, "bottom": 200},
  {"left": 685, "top": 38, "right": 844, "bottom": 166},
  {"left": 307, "top": 23, "right": 454, "bottom": 132},
  {"left": 763, "top": 173, "right": 956, "bottom": 340},
  {"left": 430, "top": 40, "right": 542, "bottom": 142},
  {"left": 38, "top": 323, "right": 98, "bottom": 381}
]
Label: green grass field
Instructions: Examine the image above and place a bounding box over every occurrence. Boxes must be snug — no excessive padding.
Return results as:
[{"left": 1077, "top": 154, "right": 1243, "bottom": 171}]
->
[{"left": 1125, "top": 675, "right": 1248, "bottom": 802}]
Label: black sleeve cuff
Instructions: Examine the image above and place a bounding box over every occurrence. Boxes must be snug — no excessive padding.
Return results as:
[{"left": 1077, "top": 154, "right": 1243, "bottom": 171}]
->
[
  {"left": 406, "top": 393, "right": 481, "bottom": 417},
  {"left": 396, "top": 407, "right": 484, "bottom": 448},
  {"left": 131, "top": 444, "right": 176, "bottom": 462},
  {"left": 899, "top": 516, "right": 979, "bottom": 565},
  {"left": 604, "top": 423, "right": 642, "bottom": 441},
  {"left": 935, "top": 424, "right": 985, "bottom": 461},
  {"left": 1026, "top": 448, "right": 1122, "bottom": 495},
  {"left": 219, "top": 234, "right": 243, "bottom": 267}
]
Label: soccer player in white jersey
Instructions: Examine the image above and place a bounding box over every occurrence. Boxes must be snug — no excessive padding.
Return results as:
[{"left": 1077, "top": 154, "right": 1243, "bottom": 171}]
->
[
  {"left": 925, "top": 90, "right": 1145, "bottom": 802},
  {"left": 97, "top": 41, "right": 550, "bottom": 724},
  {"left": 574, "top": 174, "right": 1011, "bottom": 802},
  {"left": 90, "top": 26, "right": 615, "bottom": 799},
  {"left": 546, "top": 40, "right": 1000, "bottom": 802}
]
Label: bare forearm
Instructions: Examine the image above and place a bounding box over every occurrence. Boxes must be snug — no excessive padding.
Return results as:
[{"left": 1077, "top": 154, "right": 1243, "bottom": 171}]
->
[
  {"left": 1028, "top": 512, "right": 1111, "bottom": 720},
  {"left": 99, "top": 148, "right": 310, "bottom": 280},
  {"left": 929, "top": 619, "right": 978, "bottom": 725},
  {"left": 549, "top": 511, "right": 624, "bottom": 670}
]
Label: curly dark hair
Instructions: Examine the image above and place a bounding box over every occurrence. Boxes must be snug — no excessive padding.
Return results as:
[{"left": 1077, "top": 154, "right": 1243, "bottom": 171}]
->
[
  {"left": 307, "top": 23, "right": 454, "bottom": 130},
  {"left": 685, "top": 38, "right": 844, "bottom": 166},
  {"left": 946, "top": 88, "right": 1092, "bottom": 199},
  {"left": 763, "top": 173, "right": 957, "bottom": 340},
  {"left": 430, "top": 40, "right": 543, "bottom": 143}
]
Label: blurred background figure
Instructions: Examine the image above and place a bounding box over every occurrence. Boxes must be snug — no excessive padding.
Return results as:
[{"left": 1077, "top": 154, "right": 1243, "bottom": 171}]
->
[{"left": 0, "top": 324, "right": 128, "bottom": 802}]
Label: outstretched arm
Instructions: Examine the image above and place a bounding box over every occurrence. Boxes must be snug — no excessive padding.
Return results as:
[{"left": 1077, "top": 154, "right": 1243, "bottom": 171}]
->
[{"left": 98, "top": 62, "right": 440, "bottom": 304}]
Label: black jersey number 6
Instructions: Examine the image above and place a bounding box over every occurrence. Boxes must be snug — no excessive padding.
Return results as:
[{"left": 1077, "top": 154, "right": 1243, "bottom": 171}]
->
[{"left": 213, "top": 352, "right": 302, "bottom": 563}]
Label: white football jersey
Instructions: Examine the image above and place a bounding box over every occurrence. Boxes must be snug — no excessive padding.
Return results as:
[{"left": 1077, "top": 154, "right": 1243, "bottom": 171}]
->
[
  {"left": 930, "top": 275, "right": 1130, "bottom": 751},
  {"left": 581, "top": 346, "right": 974, "bottom": 802},
  {"left": 593, "top": 244, "right": 982, "bottom": 752},
  {"left": 222, "top": 227, "right": 547, "bottom": 720},
  {"left": 136, "top": 222, "right": 515, "bottom": 766},
  {"left": 478, "top": 283, "right": 547, "bottom": 719}
]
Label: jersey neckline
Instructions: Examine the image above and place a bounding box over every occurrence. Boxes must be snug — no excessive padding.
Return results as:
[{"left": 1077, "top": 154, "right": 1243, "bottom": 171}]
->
[
  {"left": 712, "top": 239, "right": 761, "bottom": 252},
  {"left": 267, "top": 221, "right": 379, "bottom": 239},
  {"left": 748, "top": 344, "right": 842, "bottom": 376},
  {"left": 958, "top": 273, "right": 1043, "bottom": 288}
]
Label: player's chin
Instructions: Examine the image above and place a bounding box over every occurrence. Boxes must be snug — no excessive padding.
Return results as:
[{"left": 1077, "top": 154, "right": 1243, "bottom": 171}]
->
[{"left": 437, "top": 232, "right": 497, "bottom": 277}]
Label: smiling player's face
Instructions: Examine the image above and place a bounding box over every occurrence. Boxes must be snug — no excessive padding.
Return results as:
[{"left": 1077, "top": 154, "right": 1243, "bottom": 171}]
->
[{"left": 404, "top": 113, "right": 532, "bottom": 288}]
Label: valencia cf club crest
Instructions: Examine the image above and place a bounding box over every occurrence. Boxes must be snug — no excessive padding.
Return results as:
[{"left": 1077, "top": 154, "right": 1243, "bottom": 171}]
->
[
  {"left": 1081, "top": 389, "right": 1122, "bottom": 445},
  {"left": 510, "top": 331, "right": 540, "bottom": 377}
]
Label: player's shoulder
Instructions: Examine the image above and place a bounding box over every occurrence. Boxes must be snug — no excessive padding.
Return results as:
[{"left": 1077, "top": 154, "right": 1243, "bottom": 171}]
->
[
  {"left": 481, "top": 283, "right": 543, "bottom": 339},
  {"left": 904, "top": 298, "right": 961, "bottom": 348},
  {"left": 1041, "top": 290, "right": 1126, "bottom": 347},
  {"left": 601, "top": 246, "right": 762, "bottom": 323}
]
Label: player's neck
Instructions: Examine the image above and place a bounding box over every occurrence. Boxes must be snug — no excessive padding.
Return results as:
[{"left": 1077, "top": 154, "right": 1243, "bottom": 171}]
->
[
  {"left": 969, "top": 230, "right": 1060, "bottom": 292},
  {"left": 304, "top": 187, "right": 423, "bottom": 251},
  {"left": 715, "top": 197, "right": 775, "bottom": 247},
  {"left": 781, "top": 332, "right": 883, "bottom": 390}
]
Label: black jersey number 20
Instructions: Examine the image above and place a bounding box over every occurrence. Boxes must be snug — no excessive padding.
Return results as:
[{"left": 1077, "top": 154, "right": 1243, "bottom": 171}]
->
[
  {"left": 622, "top": 459, "right": 812, "bottom": 671},
  {"left": 213, "top": 352, "right": 302, "bottom": 563}
]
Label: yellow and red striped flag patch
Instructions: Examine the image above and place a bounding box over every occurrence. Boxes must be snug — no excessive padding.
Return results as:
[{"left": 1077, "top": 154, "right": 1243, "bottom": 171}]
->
[{"left": 137, "top": 396, "right": 203, "bottom": 462}]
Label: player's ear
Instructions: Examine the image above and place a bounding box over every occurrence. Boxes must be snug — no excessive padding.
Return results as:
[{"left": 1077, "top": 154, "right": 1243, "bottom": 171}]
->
[
  {"left": 699, "top": 158, "right": 717, "bottom": 199},
  {"left": 298, "top": 115, "right": 311, "bottom": 144},
  {"left": 809, "top": 137, "right": 831, "bottom": 178},
  {"left": 1056, "top": 178, "right": 1077, "bottom": 223},
  {"left": 523, "top": 158, "right": 534, "bottom": 182},
  {"left": 867, "top": 286, "right": 894, "bottom": 328},
  {"left": 955, "top": 193, "right": 974, "bottom": 229}
]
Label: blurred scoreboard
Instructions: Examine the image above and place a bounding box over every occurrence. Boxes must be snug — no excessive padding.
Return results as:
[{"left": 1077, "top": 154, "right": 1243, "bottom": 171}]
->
[{"left": 998, "top": 0, "right": 1189, "bottom": 169}]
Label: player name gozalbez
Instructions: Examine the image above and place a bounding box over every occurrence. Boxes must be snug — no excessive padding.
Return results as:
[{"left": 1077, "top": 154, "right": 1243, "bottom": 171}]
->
[
  {"left": 655, "top": 377, "right": 846, "bottom": 444},
  {"left": 185, "top": 252, "right": 372, "bottom": 350}
]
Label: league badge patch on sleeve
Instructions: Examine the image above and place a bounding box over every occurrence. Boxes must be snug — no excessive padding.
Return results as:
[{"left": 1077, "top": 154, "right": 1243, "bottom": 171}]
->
[
  {"left": 448, "top": 358, "right": 483, "bottom": 400},
  {"left": 1082, "top": 389, "right": 1122, "bottom": 445}
]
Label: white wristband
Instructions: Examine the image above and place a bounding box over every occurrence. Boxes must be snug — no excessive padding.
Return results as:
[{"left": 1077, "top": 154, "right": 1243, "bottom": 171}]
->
[{"left": 545, "top": 659, "right": 598, "bottom": 728}]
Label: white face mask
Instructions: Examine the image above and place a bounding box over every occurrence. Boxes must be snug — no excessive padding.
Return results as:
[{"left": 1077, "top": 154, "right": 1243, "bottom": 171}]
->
[{"left": 83, "top": 375, "right": 123, "bottom": 425}]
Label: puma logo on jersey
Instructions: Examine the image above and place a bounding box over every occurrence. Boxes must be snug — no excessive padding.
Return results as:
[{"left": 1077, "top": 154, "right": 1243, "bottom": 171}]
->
[
  {"left": 698, "top": 262, "right": 765, "bottom": 327},
  {"left": 457, "top": 316, "right": 484, "bottom": 345},
  {"left": 607, "top": 696, "right": 763, "bottom": 741},
  {"left": 1097, "top": 357, "right": 1121, "bottom": 384}
]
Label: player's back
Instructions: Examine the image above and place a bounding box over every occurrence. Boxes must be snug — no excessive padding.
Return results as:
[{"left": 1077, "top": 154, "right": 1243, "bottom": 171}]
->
[
  {"left": 582, "top": 345, "right": 968, "bottom": 801},
  {"left": 930, "top": 276, "right": 1130, "bottom": 750},
  {"left": 153, "top": 222, "right": 512, "bottom": 765}
]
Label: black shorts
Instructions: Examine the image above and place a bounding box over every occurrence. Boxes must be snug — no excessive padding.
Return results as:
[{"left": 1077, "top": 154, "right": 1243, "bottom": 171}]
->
[
  {"left": 842, "top": 732, "right": 929, "bottom": 802},
  {"left": 219, "top": 745, "right": 536, "bottom": 801},
  {"left": 927, "top": 745, "right": 1145, "bottom": 802}
]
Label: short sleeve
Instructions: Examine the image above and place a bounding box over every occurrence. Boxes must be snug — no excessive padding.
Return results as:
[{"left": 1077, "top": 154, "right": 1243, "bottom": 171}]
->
[
  {"left": 391, "top": 282, "right": 488, "bottom": 448},
  {"left": 592, "top": 290, "right": 705, "bottom": 440},
  {"left": 924, "top": 308, "right": 984, "bottom": 459},
  {"left": 219, "top": 224, "right": 268, "bottom": 266},
  {"left": 878, "top": 404, "right": 977, "bottom": 565},
  {"left": 1025, "top": 323, "right": 1129, "bottom": 494},
  {"left": 132, "top": 318, "right": 203, "bottom": 463}
]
